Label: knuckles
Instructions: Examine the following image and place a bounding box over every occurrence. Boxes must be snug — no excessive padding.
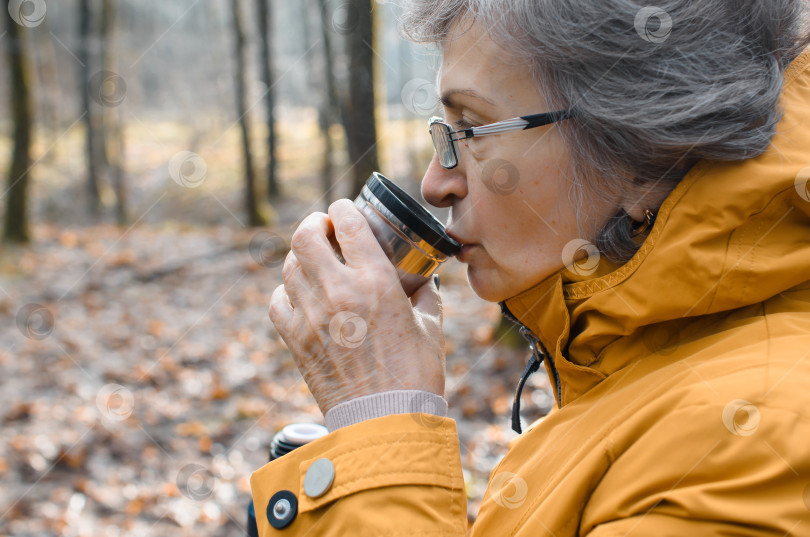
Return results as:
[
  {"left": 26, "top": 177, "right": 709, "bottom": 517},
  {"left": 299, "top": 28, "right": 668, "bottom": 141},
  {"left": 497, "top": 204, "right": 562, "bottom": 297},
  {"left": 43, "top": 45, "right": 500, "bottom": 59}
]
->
[
  {"left": 290, "top": 227, "right": 316, "bottom": 252},
  {"left": 328, "top": 198, "right": 355, "bottom": 215},
  {"left": 281, "top": 252, "right": 300, "bottom": 283},
  {"left": 290, "top": 212, "right": 328, "bottom": 252},
  {"left": 324, "top": 287, "right": 358, "bottom": 314},
  {"left": 329, "top": 200, "right": 365, "bottom": 237},
  {"left": 335, "top": 214, "right": 366, "bottom": 238},
  {"left": 267, "top": 287, "right": 290, "bottom": 335}
]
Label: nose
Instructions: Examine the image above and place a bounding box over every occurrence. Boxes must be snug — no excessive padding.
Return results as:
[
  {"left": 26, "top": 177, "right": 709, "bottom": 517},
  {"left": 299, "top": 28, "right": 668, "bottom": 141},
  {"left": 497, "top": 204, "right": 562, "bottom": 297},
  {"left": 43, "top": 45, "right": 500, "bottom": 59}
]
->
[{"left": 420, "top": 153, "right": 468, "bottom": 209}]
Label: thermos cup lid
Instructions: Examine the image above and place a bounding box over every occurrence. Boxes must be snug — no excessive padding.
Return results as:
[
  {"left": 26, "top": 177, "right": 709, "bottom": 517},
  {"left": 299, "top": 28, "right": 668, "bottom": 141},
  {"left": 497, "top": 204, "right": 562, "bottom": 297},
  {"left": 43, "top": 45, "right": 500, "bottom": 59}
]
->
[
  {"left": 279, "top": 423, "right": 329, "bottom": 444},
  {"left": 365, "top": 172, "right": 461, "bottom": 257}
]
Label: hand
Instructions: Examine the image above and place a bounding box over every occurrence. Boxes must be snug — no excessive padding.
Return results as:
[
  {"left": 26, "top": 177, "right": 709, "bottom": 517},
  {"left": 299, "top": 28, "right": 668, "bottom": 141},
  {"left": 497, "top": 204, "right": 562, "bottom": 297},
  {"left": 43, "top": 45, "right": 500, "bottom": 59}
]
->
[{"left": 268, "top": 199, "right": 446, "bottom": 415}]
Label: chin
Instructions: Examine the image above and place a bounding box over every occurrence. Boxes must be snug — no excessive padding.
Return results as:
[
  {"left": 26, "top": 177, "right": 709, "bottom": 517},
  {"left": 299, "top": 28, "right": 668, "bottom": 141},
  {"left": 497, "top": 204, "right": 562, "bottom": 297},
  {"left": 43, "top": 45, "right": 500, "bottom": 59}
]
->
[{"left": 466, "top": 264, "right": 510, "bottom": 303}]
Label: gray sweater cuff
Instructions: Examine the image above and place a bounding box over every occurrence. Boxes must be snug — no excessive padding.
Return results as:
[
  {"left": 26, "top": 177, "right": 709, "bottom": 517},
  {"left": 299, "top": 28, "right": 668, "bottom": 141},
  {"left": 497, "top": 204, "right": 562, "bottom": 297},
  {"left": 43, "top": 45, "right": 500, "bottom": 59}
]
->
[{"left": 324, "top": 390, "right": 448, "bottom": 432}]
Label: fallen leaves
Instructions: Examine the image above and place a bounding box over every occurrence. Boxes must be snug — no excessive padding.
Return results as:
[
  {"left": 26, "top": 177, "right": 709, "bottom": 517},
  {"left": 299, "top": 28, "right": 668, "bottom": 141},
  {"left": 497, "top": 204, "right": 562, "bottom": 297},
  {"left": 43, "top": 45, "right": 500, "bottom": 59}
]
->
[{"left": 0, "top": 224, "right": 552, "bottom": 534}]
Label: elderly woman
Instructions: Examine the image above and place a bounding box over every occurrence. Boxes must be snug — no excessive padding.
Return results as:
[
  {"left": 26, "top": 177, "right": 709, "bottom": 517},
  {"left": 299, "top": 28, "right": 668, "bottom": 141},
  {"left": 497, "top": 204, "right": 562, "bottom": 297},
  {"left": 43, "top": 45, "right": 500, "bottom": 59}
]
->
[{"left": 252, "top": 0, "right": 810, "bottom": 534}]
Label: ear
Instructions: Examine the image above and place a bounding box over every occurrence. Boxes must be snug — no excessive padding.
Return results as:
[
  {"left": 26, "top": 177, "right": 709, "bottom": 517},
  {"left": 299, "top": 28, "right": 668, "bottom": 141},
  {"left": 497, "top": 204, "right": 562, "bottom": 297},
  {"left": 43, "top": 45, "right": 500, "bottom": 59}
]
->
[{"left": 619, "top": 181, "right": 672, "bottom": 221}]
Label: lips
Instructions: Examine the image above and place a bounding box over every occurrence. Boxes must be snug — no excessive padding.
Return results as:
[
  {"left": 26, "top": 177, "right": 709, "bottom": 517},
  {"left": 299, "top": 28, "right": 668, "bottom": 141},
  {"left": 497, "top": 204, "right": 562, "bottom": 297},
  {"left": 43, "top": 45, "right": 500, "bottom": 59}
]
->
[
  {"left": 456, "top": 243, "right": 476, "bottom": 262},
  {"left": 446, "top": 229, "right": 477, "bottom": 261},
  {"left": 445, "top": 229, "right": 469, "bottom": 247}
]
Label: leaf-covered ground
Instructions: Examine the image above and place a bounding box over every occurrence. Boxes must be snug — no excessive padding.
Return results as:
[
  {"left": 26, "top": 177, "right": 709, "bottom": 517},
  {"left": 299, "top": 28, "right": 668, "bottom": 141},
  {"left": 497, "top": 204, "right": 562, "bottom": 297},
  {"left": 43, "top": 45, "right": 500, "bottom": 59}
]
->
[{"left": 0, "top": 217, "right": 554, "bottom": 535}]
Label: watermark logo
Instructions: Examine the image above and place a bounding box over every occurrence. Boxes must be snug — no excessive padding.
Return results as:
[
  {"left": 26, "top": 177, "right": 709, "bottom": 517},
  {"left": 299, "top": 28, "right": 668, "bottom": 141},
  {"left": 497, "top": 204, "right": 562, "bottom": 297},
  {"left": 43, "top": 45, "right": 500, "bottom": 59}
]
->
[
  {"left": 561, "top": 239, "right": 600, "bottom": 276},
  {"left": 641, "top": 324, "right": 680, "bottom": 355},
  {"left": 16, "top": 303, "right": 54, "bottom": 340},
  {"left": 634, "top": 6, "right": 673, "bottom": 43},
  {"left": 488, "top": 471, "right": 528, "bottom": 509},
  {"left": 722, "top": 399, "right": 760, "bottom": 437},
  {"left": 249, "top": 231, "right": 288, "bottom": 267},
  {"left": 169, "top": 151, "right": 207, "bottom": 188},
  {"left": 89, "top": 70, "right": 127, "bottom": 107},
  {"left": 408, "top": 393, "right": 445, "bottom": 429},
  {"left": 96, "top": 383, "right": 135, "bottom": 422},
  {"left": 400, "top": 78, "right": 439, "bottom": 116},
  {"left": 8, "top": 0, "right": 46, "bottom": 28},
  {"left": 329, "top": 311, "right": 367, "bottom": 348},
  {"left": 481, "top": 158, "right": 520, "bottom": 196},
  {"left": 176, "top": 463, "right": 217, "bottom": 501},
  {"left": 795, "top": 167, "right": 810, "bottom": 202},
  {"left": 322, "top": 2, "right": 358, "bottom": 35}
]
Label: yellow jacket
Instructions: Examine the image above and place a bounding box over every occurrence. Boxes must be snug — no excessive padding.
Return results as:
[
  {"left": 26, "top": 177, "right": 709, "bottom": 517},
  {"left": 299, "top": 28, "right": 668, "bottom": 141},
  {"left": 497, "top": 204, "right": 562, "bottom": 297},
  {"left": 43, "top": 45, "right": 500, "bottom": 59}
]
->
[{"left": 250, "top": 49, "right": 810, "bottom": 536}]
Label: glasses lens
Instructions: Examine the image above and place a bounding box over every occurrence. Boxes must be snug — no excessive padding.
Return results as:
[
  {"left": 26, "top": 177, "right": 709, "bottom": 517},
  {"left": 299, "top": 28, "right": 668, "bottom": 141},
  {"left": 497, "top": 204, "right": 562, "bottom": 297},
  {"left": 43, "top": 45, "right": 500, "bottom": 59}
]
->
[{"left": 429, "top": 122, "right": 457, "bottom": 168}]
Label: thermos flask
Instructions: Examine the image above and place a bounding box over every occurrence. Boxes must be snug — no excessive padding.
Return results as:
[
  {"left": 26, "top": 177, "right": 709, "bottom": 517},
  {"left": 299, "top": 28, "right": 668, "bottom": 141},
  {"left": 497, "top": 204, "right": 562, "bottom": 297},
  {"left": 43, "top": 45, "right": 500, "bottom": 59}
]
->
[
  {"left": 246, "top": 423, "right": 329, "bottom": 535},
  {"left": 344, "top": 172, "right": 461, "bottom": 296}
]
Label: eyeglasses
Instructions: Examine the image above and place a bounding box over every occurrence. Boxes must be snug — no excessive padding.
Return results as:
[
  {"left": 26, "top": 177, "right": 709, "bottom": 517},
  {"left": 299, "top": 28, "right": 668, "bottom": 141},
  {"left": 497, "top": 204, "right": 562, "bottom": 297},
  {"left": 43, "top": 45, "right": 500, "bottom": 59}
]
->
[{"left": 428, "top": 110, "right": 576, "bottom": 169}]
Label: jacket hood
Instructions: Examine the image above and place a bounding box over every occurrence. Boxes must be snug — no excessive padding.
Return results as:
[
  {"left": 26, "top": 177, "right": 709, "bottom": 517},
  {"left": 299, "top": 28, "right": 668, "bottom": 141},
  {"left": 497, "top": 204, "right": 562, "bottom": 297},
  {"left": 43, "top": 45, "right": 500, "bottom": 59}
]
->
[{"left": 500, "top": 49, "right": 810, "bottom": 407}]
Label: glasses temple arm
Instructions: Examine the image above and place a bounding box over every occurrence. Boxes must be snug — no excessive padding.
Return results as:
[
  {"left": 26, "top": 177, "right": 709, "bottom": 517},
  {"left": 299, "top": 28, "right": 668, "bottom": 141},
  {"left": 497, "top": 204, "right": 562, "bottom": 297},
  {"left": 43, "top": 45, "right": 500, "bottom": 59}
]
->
[
  {"left": 449, "top": 110, "right": 576, "bottom": 140},
  {"left": 521, "top": 110, "right": 577, "bottom": 129}
]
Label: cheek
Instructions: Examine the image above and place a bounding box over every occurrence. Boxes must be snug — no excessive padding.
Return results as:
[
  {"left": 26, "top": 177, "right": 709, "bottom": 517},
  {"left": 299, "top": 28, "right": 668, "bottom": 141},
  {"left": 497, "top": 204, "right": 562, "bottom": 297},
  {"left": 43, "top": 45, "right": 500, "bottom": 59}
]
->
[
  {"left": 516, "top": 152, "right": 581, "bottom": 237},
  {"left": 469, "top": 184, "right": 543, "bottom": 268},
  {"left": 472, "top": 159, "right": 579, "bottom": 271},
  {"left": 460, "top": 133, "right": 616, "bottom": 301}
]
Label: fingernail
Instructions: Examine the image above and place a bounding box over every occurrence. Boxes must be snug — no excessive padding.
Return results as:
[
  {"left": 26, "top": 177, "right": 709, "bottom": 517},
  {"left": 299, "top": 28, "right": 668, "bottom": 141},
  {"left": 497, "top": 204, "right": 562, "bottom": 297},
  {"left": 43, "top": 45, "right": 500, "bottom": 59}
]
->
[{"left": 433, "top": 274, "right": 440, "bottom": 290}]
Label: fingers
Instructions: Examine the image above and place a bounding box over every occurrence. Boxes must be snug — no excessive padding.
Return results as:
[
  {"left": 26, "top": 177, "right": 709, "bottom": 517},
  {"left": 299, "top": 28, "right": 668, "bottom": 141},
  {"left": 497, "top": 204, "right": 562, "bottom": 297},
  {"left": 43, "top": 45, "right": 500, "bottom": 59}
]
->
[
  {"left": 411, "top": 274, "right": 443, "bottom": 321},
  {"left": 328, "top": 199, "right": 391, "bottom": 270},
  {"left": 281, "top": 250, "right": 317, "bottom": 314},
  {"left": 290, "top": 211, "right": 344, "bottom": 283},
  {"left": 282, "top": 250, "right": 341, "bottom": 342},
  {"left": 268, "top": 283, "right": 294, "bottom": 337}
]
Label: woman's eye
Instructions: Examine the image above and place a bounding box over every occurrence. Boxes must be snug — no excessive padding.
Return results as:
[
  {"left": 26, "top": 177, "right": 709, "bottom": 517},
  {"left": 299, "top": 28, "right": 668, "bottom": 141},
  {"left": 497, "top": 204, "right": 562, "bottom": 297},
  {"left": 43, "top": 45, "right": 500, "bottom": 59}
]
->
[
  {"left": 454, "top": 118, "right": 475, "bottom": 130},
  {"left": 454, "top": 118, "right": 483, "bottom": 147}
]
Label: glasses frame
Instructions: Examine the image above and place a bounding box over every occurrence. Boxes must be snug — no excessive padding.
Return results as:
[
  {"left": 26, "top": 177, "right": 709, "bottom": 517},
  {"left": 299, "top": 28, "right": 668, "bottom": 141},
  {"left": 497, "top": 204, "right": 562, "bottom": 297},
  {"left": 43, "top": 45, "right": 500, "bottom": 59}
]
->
[{"left": 428, "top": 110, "right": 577, "bottom": 169}]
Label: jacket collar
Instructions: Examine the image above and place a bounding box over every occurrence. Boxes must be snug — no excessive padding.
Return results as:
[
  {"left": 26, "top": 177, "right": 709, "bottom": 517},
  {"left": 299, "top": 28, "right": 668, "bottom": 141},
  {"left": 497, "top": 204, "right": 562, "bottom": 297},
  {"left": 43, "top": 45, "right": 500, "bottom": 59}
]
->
[{"left": 500, "top": 49, "right": 810, "bottom": 409}]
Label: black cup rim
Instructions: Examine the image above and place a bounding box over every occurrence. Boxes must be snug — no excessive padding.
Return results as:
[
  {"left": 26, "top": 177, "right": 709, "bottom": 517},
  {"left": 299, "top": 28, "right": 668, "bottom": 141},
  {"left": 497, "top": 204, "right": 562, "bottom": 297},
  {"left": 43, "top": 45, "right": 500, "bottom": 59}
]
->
[
  {"left": 274, "top": 439, "right": 302, "bottom": 451},
  {"left": 365, "top": 172, "right": 461, "bottom": 257}
]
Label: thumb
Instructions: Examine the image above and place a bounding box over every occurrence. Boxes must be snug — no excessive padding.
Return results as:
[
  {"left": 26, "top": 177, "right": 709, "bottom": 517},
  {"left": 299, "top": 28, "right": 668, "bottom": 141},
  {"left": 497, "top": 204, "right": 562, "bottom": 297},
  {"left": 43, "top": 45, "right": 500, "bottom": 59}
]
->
[{"left": 411, "top": 274, "right": 442, "bottom": 320}]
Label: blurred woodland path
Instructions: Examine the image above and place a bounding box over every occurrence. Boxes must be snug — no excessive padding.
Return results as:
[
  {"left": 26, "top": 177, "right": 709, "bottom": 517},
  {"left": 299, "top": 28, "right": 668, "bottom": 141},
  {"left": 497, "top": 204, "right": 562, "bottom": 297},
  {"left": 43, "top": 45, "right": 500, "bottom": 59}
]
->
[
  {"left": 0, "top": 0, "right": 552, "bottom": 534},
  {"left": 0, "top": 221, "right": 553, "bottom": 535}
]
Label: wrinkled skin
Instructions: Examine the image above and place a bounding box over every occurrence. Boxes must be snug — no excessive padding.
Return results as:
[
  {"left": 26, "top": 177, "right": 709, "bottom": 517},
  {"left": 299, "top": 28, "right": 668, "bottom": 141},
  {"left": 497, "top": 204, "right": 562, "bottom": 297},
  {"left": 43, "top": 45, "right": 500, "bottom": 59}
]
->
[
  {"left": 269, "top": 201, "right": 444, "bottom": 414},
  {"left": 269, "top": 19, "right": 667, "bottom": 410}
]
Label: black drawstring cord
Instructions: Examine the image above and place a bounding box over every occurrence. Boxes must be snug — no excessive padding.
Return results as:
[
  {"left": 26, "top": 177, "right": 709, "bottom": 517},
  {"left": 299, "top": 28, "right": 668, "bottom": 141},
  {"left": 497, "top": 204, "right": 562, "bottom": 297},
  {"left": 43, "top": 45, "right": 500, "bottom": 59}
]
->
[
  {"left": 499, "top": 303, "right": 557, "bottom": 434},
  {"left": 511, "top": 328, "right": 545, "bottom": 434}
]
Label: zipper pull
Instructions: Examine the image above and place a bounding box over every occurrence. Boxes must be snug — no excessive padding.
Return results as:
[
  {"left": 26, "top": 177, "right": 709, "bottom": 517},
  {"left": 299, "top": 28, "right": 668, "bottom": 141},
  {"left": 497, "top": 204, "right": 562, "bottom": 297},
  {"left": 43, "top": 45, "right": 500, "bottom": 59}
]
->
[{"left": 511, "top": 329, "right": 544, "bottom": 434}]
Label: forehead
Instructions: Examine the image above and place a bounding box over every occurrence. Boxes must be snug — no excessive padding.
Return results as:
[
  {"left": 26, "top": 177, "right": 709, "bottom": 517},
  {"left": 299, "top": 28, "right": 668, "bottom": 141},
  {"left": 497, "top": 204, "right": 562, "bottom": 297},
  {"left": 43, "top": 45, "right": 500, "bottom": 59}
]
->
[
  {"left": 440, "top": 19, "right": 502, "bottom": 92},
  {"left": 439, "top": 18, "right": 539, "bottom": 111}
]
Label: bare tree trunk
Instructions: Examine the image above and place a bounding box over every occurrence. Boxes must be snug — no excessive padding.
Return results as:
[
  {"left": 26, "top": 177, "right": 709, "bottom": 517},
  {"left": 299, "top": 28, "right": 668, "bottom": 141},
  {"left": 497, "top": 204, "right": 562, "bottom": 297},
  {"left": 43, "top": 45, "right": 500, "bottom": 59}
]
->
[
  {"left": 79, "top": 0, "right": 101, "bottom": 216},
  {"left": 32, "top": 18, "right": 61, "bottom": 145},
  {"left": 100, "top": 0, "right": 127, "bottom": 225},
  {"left": 315, "top": 0, "right": 339, "bottom": 210},
  {"left": 3, "top": 12, "right": 34, "bottom": 243},
  {"left": 343, "top": 0, "right": 379, "bottom": 197},
  {"left": 255, "top": 0, "right": 280, "bottom": 200},
  {"left": 232, "top": 0, "right": 266, "bottom": 227}
]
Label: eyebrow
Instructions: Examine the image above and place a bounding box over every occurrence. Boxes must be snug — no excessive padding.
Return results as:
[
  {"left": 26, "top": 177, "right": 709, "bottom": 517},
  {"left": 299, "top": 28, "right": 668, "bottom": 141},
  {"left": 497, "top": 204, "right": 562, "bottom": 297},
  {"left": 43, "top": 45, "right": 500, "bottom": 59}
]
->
[{"left": 439, "top": 89, "right": 496, "bottom": 109}]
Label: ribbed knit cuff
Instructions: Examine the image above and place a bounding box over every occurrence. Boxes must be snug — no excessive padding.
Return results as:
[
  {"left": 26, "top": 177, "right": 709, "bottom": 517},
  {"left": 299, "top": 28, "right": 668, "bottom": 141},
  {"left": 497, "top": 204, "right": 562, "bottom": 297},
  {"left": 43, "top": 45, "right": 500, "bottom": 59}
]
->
[{"left": 324, "top": 390, "right": 448, "bottom": 432}]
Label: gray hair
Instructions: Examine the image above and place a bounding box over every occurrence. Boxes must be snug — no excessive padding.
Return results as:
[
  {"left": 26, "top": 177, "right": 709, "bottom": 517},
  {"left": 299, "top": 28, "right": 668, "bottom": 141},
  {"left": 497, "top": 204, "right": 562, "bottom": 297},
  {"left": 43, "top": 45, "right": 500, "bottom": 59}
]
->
[{"left": 400, "top": 0, "right": 810, "bottom": 262}]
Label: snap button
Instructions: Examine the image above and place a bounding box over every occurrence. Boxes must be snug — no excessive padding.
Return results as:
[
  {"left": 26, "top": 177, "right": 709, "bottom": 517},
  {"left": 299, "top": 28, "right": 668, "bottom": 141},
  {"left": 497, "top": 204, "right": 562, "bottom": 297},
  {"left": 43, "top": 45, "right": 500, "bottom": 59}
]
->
[
  {"left": 266, "top": 490, "right": 297, "bottom": 529},
  {"left": 303, "top": 458, "right": 335, "bottom": 498},
  {"left": 273, "top": 499, "right": 291, "bottom": 519}
]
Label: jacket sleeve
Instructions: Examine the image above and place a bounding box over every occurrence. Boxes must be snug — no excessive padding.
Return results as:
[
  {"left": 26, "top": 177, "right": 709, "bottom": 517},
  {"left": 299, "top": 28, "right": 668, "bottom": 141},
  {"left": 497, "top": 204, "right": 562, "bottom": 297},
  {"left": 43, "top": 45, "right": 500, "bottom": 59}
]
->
[
  {"left": 250, "top": 413, "right": 468, "bottom": 536},
  {"left": 582, "top": 404, "right": 810, "bottom": 536},
  {"left": 324, "top": 390, "right": 449, "bottom": 431}
]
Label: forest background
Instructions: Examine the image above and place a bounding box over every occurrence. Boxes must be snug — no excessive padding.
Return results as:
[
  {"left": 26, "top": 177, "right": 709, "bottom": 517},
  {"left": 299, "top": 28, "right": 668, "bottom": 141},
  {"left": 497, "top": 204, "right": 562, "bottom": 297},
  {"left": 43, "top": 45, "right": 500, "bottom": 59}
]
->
[{"left": 0, "top": 1, "right": 553, "bottom": 535}]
